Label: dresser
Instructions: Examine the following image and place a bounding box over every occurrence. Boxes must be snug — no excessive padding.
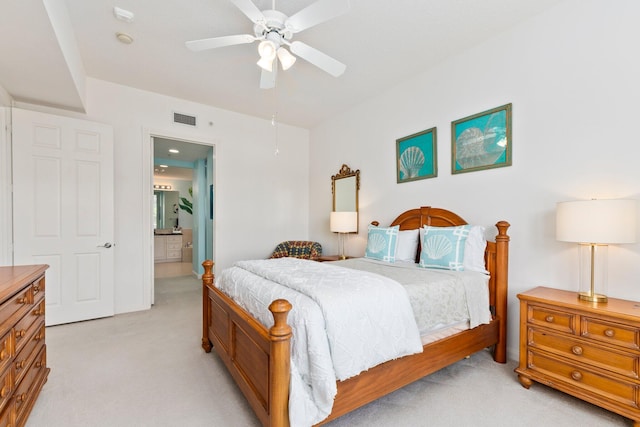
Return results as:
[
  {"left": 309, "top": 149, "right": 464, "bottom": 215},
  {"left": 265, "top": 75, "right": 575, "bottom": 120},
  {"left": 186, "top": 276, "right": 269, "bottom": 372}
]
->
[
  {"left": 0, "top": 265, "right": 50, "bottom": 427},
  {"left": 516, "top": 286, "right": 640, "bottom": 426}
]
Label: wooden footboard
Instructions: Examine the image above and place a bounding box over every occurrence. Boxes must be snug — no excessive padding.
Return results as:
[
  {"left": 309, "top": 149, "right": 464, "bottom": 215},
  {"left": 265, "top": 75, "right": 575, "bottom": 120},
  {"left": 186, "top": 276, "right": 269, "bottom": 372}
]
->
[
  {"left": 202, "top": 260, "right": 292, "bottom": 427},
  {"left": 202, "top": 211, "right": 510, "bottom": 427}
]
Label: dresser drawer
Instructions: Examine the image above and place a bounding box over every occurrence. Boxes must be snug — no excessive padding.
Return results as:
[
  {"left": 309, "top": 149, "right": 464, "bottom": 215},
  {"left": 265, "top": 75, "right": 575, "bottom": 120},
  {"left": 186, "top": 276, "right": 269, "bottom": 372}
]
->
[
  {"left": 0, "top": 403, "right": 13, "bottom": 427},
  {"left": 0, "top": 366, "right": 12, "bottom": 417},
  {"left": 582, "top": 317, "right": 640, "bottom": 350},
  {"left": 31, "top": 277, "right": 45, "bottom": 303},
  {"left": 0, "top": 332, "right": 12, "bottom": 377},
  {"left": 0, "top": 289, "right": 32, "bottom": 338},
  {"left": 528, "top": 305, "right": 576, "bottom": 334},
  {"left": 14, "top": 345, "right": 46, "bottom": 423},
  {"left": 529, "top": 328, "right": 640, "bottom": 379},
  {"left": 14, "top": 322, "right": 45, "bottom": 388},
  {"left": 529, "top": 350, "right": 639, "bottom": 409},
  {"left": 14, "top": 308, "right": 42, "bottom": 356}
]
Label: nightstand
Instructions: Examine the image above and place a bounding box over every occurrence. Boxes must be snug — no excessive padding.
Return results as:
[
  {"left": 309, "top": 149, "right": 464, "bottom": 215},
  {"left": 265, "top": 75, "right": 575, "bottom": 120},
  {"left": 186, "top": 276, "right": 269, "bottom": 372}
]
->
[
  {"left": 515, "top": 286, "right": 640, "bottom": 427},
  {"left": 316, "top": 255, "right": 351, "bottom": 262}
]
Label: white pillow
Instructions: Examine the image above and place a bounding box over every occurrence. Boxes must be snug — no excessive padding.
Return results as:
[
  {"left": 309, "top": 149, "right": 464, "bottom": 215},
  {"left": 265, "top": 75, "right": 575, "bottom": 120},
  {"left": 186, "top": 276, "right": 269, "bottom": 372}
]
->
[
  {"left": 419, "top": 225, "right": 488, "bottom": 273},
  {"left": 395, "top": 229, "right": 419, "bottom": 262},
  {"left": 463, "top": 225, "right": 488, "bottom": 274}
]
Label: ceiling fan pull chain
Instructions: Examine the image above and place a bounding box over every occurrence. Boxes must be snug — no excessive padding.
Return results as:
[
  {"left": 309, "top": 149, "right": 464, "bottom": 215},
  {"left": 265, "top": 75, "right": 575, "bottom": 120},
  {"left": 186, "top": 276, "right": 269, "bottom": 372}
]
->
[{"left": 272, "top": 112, "right": 280, "bottom": 156}]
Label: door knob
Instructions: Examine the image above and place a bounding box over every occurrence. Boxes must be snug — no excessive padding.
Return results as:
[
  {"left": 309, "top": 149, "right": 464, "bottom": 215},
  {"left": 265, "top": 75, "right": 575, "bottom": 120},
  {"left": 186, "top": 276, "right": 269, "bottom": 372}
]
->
[{"left": 98, "top": 242, "right": 113, "bottom": 248}]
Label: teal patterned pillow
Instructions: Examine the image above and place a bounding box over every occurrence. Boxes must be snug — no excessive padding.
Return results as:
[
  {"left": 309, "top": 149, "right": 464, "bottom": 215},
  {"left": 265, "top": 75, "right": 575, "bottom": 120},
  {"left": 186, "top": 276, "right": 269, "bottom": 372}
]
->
[
  {"left": 419, "top": 225, "right": 470, "bottom": 271},
  {"left": 365, "top": 225, "right": 400, "bottom": 262}
]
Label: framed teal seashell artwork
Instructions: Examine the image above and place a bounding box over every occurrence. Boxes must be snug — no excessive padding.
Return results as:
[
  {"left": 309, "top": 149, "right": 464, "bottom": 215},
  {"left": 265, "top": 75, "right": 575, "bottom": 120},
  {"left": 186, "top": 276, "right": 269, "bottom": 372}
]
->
[
  {"left": 396, "top": 127, "right": 437, "bottom": 183},
  {"left": 451, "top": 103, "right": 512, "bottom": 174}
]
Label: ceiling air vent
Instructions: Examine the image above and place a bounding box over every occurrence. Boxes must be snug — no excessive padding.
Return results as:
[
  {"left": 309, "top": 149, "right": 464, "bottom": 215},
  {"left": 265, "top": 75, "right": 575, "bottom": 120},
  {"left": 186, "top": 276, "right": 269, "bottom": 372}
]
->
[{"left": 173, "top": 112, "right": 197, "bottom": 127}]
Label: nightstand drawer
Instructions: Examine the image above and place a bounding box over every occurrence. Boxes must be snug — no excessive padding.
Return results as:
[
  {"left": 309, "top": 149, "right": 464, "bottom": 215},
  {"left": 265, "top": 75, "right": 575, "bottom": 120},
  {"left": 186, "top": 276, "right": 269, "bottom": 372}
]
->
[
  {"left": 528, "top": 305, "right": 575, "bottom": 334},
  {"left": 582, "top": 317, "right": 640, "bottom": 350},
  {"left": 529, "top": 328, "right": 640, "bottom": 379},
  {"left": 529, "top": 350, "right": 639, "bottom": 409}
]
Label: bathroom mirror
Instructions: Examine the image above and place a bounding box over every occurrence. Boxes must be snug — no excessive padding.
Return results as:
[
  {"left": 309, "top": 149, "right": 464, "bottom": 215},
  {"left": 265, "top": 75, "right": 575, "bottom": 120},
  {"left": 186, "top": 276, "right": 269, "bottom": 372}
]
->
[
  {"left": 331, "top": 164, "right": 360, "bottom": 213},
  {"left": 154, "top": 190, "right": 180, "bottom": 229}
]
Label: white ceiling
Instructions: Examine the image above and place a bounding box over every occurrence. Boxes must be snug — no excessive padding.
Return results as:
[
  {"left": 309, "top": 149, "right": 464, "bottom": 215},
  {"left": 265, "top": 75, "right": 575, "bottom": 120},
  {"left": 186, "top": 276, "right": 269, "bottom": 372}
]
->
[
  {"left": 0, "top": 0, "right": 563, "bottom": 128},
  {"left": 153, "top": 137, "right": 212, "bottom": 181}
]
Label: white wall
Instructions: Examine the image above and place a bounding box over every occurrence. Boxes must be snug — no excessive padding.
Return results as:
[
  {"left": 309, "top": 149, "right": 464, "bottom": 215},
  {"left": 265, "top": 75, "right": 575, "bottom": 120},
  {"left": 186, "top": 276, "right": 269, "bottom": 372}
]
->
[
  {"left": 15, "top": 77, "right": 310, "bottom": 315},
  {"left": 309, "top": 0, "right": 640, "bottom": 360},
  {"left": 0, "top": 108, "right": 12, "bottom": 265}
]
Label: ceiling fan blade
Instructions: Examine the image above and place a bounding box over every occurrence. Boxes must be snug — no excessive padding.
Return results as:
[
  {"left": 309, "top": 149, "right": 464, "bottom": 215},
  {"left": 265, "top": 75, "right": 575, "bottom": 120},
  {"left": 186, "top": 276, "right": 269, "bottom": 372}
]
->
[
  {"left": 285, "top": 0, "right": 350, "bottom": 33},
  {"left": 289, "top": 41, "right": 346, "bottom": 77},
  {"left": 229, "top": 0, "right": 265, "bottom": 24},
  {"left": 185, "top": 34, "right": 255, "bottom": 51},
  {"left": 260, "top": 66, "right": 277, "bottom": 89}
]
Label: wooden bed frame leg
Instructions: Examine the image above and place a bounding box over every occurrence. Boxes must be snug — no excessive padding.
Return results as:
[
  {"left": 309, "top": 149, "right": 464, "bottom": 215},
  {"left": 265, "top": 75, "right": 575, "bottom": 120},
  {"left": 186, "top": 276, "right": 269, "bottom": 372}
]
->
[
  {"left": 493, "top": 221, "right": 510, "bottom": 363},
  {"left": 269, "top": 299, "right": 293, "bottom": 427},
  {"left": 202, "top": 259, "right": 214, "bottom": 353}
]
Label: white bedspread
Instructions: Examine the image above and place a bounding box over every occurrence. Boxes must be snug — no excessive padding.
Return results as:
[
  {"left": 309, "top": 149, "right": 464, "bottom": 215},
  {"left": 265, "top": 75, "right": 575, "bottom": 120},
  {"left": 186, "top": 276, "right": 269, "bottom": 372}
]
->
[
  {"left": 334, "top": 258, "right": 491, "bottom": 332},
  {"left": 215, "top": 258, "right": 423, "bottom": 426}
]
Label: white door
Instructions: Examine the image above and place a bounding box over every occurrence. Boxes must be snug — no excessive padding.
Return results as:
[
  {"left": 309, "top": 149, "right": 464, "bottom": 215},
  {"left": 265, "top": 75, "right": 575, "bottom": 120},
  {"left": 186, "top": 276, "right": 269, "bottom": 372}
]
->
[{"left": 12, "top": 108, "right": 115, "bottom": 326}]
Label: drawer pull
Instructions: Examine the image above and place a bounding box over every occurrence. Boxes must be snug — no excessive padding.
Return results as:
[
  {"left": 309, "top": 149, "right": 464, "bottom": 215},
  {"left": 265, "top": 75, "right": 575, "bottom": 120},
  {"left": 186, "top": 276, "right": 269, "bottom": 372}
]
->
[
  {"left": 0, "top": 386, "right": 7, "bottom": 398},
  {"left": 35, "top": 361, "right": 43, "bottom": 368},
  {"left": 604, "top": 329, "right": 615, "bottom": 337},
  {"left": 15, "top": 330, "right": 25, "bottom": 340},
  {"left": 545, "top": 315, "right": 554, "bottom": 323},
  {"left": 34, "top": 332, "right": 44, "bottom": 341},
  {"left": 571, "top": 346, "right": 583, "bottom": 356},
  {"left": 15, "top": 360, "right": 25, "bottom": 370},
  {"left": 16, "top": 297, "right": 27, "bottom": 305},
  {"left": 0, "top": 349, "right": 7, "bottom": 361},
  {"left": 16, "top": 393, "right": 27, "bottom": 403},
  {"left": 33, "top": 308, "right": 44, "bottom": 316},
  {"left": 33, "top": 285, "right": 40, "bottom": 294},
  {"left": 570, "top": 370, "right": 583, "bottom": 381}
]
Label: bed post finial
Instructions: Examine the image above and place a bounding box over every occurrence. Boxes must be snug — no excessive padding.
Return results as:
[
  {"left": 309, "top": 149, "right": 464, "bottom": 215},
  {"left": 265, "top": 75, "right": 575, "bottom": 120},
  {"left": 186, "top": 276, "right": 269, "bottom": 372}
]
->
[
  {"left": 202, "top": 259, "right": 214, "bottom": 286},
  {"left": 201, "top": 260, "right": 215, "bottom": 352},
  {"left": 269, "top": 299, "right": 292, "bottom": 427}
]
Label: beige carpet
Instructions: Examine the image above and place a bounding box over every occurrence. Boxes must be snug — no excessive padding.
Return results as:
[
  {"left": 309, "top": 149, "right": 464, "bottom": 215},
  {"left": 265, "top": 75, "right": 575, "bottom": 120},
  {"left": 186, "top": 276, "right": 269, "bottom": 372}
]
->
[{"left": 27, "top": 276, "right": 629, "bottom": 427}]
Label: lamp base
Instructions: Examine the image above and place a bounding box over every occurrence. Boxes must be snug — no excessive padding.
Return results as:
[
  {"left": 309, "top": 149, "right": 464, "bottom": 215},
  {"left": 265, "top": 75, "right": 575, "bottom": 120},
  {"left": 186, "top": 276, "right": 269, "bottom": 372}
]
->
[{"left": 578, "top": 292, "right": 608, "bottom": 303}]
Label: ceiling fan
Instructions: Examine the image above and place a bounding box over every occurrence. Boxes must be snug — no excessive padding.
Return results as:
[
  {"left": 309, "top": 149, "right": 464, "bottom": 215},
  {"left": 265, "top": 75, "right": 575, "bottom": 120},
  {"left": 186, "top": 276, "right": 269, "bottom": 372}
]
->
[{"left": 185, "top": 0, "right": 350, "bottom": 89}]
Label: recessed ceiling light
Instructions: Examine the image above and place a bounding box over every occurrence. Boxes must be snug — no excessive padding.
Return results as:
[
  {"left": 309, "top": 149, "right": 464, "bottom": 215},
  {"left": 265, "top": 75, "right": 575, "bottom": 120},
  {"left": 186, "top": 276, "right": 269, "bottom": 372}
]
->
[
  {"left": 168, "top": 149, "right": 179, "bottom": 154},
  {"left": 116, "top": 32, "right": 134, "bottom": 44},
  {"left": 114, "top": 7, "right": 135, "bottom": 23}
]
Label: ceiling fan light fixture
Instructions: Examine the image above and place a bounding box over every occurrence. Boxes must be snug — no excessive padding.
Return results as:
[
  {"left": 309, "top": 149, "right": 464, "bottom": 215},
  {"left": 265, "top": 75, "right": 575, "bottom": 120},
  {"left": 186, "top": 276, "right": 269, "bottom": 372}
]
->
[
  {"left": 258, "top": 40, "right": 277, "bottom": 60},
  {"left": 257, "top": 56, "right": 274, "bottom": 72},
  {"left": 277, "top": 47, "right": 296, "bottom": 70}
]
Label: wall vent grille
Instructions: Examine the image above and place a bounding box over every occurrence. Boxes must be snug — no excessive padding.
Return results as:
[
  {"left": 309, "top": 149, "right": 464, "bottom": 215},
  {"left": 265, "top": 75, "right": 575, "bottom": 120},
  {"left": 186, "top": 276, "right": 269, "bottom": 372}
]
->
[{"left": 173, "top": 112, "right": 197, "bottom": 126}]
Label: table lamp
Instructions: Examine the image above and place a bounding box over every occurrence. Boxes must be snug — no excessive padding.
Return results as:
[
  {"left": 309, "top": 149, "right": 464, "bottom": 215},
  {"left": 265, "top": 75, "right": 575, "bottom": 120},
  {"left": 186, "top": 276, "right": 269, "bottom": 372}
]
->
[
  {"left": 556, "top": 199, "right": 637, "bottom": 302},
  {"left": 330, "top": 211, "right": 358, "bottom": 259}
]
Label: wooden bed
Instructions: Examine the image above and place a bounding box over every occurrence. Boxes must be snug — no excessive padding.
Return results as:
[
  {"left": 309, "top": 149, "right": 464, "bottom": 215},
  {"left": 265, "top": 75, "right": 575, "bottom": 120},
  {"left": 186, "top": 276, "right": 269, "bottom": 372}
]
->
[{"left": 201, "top": 206, "right": 510, "bottom": 426}]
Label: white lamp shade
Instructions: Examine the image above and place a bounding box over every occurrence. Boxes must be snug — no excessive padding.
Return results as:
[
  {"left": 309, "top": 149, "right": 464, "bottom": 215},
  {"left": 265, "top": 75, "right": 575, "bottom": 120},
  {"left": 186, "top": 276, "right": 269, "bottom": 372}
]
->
[
  {"left": 556, "top": 199, "right": 637, "bottom": 244},
  {"left": 258, "top": 40, "right": 276, "bottom": 60},
  {"left": 257, "top": 55, "right": 275, "bottom": 72},
  {"left": 276, "top": 47, "right": 296, "bottom": 70},
  {"left": 330, "top": 211, "right": 358, "bottom": 233}
]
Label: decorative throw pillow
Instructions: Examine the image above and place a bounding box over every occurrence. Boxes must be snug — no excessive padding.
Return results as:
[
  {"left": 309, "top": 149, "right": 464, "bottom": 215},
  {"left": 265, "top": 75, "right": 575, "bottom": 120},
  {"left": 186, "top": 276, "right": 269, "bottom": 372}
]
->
[
  {"left": 365, "top": 225, "right": 400, "bottom": 262},
  {"left": 419, "top": 225, "right": 470, "bottom": 271},
  {"left": 395, "top": 229, "right": 420, "bottom": 262},
  {"left": 463, "top": 226, "right": 488, "bottom": 274}
]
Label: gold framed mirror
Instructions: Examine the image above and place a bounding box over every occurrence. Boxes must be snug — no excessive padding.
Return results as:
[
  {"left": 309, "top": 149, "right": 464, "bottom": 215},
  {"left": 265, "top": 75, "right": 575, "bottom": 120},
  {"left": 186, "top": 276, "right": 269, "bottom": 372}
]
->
[{"left": 331, "top": 164, "right": 360, "bottom": 213}]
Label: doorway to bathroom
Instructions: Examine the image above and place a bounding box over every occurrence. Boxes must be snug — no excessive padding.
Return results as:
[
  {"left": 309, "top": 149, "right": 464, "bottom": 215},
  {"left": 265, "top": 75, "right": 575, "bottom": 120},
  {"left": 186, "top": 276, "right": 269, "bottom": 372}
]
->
[{"left": 151, "top": 136, "right": 214, "bottom": 299}]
